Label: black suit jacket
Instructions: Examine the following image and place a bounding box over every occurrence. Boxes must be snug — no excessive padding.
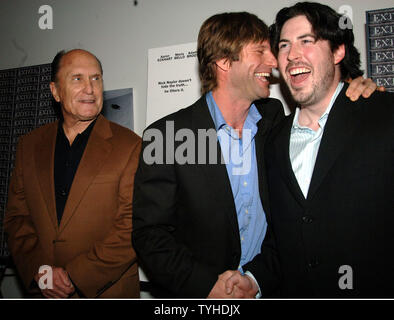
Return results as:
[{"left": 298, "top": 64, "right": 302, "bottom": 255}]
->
[
  {"left": 245, "top": 84, "right": 394, "bottom": 298},
  {"left": 132, "top": 95, "right": 284, "bottom": 297}
]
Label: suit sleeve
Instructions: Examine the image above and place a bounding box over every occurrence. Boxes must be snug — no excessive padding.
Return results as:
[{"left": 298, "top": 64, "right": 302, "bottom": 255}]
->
[
  {"left": 132, "top": 127, "right": 219, "bottom": 298},
  {"left": 244, "top": 98, "right": 285, "bottom": 297},
  {"left": 270, "top": 98, "right": 286, "bottom": 127},
  {"left": 4, "top": 136, "right": 47, "bottom": 291},
  {"left": 65, "top": 138, "right": 142, "bottom": 297},
  {"left": 243, "top": 223, "right": 281, "bottom": 297}
]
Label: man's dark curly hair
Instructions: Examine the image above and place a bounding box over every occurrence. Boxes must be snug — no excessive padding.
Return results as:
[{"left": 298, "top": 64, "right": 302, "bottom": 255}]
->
[{"left": 269, "top": 2, "right": 363, "bottom": 80}]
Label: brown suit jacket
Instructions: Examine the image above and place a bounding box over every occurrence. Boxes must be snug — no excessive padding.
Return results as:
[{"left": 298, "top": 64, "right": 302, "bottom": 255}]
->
[{"left": 4, "top": 114, "right": 141, "bottom": 298}]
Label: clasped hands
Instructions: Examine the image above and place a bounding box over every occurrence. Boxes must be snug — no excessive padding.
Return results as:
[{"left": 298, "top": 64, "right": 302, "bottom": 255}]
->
[
  {"left": 34, "top": 266, "right": 75, "bottom": 298},
  {"left": 207, "top": 270, "right": 259, "bottom": 298}
]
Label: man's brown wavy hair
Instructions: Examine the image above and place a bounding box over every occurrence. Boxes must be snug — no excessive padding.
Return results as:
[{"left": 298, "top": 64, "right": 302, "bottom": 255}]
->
[{"left": 197, "top": 12, "right": 269, "bottom": 95}]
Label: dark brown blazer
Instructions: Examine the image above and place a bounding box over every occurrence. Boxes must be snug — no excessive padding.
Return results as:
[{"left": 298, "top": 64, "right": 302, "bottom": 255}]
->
[{"left": 5, "top": 114, "right": 141, "bottom": 298}]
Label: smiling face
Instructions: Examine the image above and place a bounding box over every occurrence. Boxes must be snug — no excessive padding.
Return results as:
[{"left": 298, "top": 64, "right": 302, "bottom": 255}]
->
[
  {"left": 50, "top": 50, "right": 103, "bottom": 124},
  {"left": 277, "top": 15, "right": 343, "bottom": 107},
  {"left": 227, "top": 40, "right": 277, "bottom": 102}
]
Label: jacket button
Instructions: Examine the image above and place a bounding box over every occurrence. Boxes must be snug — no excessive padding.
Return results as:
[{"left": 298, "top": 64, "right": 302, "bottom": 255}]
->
[
  {"left": 302, "top": 215, "right": 314, "bottom": 224},
  {"left": 308, "top": 260, "right": 319, "bottom": 268},
  {"left": 53, "top": 239, "right": 66, "bottom": 244}
]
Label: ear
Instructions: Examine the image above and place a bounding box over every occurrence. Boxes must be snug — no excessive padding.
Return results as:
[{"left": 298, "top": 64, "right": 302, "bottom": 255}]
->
[
  {"left": 215, "top": 58, "right": 231, "bottom": 72},
  {"left": 49, "top": 82, "right": 61, "bottom": 102},
  {"left": 333, "top": 44, "right": 345, "bottom": 65}
]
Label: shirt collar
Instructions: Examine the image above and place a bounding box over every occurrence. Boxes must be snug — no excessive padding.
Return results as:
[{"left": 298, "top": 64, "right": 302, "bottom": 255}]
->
[
  {"left": 205, "top": 91, "right": 262, "bottom": 132},
  {"left": 58, "top": 118, "right": 97, "bottom": 144},
  {"left": 292, "top": 81, "right": 344, "bottom": 130}
]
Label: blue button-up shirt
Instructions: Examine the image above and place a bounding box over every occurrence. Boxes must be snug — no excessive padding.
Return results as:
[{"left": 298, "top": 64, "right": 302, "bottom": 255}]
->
[{"left": 206, "top": 92, "right": 267, "bottom": 271}]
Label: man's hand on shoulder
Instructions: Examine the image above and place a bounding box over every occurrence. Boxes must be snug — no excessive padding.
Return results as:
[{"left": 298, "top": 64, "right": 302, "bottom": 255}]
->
[{"left": 346, "top": 76, "right": 385, "bottom": 101}]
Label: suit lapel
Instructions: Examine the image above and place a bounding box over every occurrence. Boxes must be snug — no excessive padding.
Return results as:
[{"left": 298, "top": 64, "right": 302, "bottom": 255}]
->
[
  {"left": 255, "top": 102, "right": 276, "bottom": 208},
  {"left": 190, "top": 97, "right": 239, "bottom": 238},
  {"left": 307, "top": 86, "right": 358, "bottom": 200},
  {"left": 274, "top": 115, "right": 306, "bottom": 206},
  {"left": 58, "top": 115, "right": 113, "bottom": 234},
  {"left": 255, "top": 106, "right": 270, "bottom": 183},
  {"left": 35, "top": 121, "right": 59, "bottom": 231}
]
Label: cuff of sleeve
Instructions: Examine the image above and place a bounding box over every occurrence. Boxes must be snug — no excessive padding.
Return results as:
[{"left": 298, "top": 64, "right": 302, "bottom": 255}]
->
[
  {"left": 68, "top": 275, "right": 84, "bottom": 298},
  {"left": 245, "top": 271, "right": 262, "bottom": 298}
]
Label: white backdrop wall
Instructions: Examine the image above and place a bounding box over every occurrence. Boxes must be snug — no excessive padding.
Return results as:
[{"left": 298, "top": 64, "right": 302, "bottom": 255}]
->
[{"left": 1, "top": 0, "right": 393, "bottom": 136}]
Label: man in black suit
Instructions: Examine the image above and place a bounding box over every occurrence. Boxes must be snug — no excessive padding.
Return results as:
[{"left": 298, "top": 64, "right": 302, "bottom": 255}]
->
[
  {"left": 133, "top": 11, "right": 379, "bottom": 298},
  {"left": 133, "top": 12, "right": 283, "bottom": 298},
  {"left": 225, "top": 2, "right": 394, "bottom": 298}
]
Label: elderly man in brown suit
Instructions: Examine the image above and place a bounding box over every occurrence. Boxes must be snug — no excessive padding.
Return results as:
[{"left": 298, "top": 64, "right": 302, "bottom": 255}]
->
[{"left": 4, "top": 49, "right": 141, "bottom": 298}]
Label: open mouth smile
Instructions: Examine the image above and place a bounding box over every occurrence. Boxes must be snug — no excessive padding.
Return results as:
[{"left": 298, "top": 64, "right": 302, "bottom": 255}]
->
[
  {"left": 288, "top": 67, "right": 311, "bottom": 85},
  {"left": 254, "top": 72, "right": 271, "bottom": 82}
]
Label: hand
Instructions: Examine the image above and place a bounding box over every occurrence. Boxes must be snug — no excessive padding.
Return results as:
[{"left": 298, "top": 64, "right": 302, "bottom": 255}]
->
[
  {"left": 207, "top": 271, "right": 236, "bottom": 298},
  {"left": 346, "top": 76, "right": 385, "bottom": 101},
  {"left": 34, "top": 266, "right": 75, "bottom": 298},
  {"left": 208, "top": 270, "right": 259, "bottom": 298},
  {"left": 225, "top": 271, "right": 259, "bottom": 298}
]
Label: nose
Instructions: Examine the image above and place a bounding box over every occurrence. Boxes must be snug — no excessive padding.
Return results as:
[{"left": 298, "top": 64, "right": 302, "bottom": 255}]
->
[
  {"left": 266, "top": 50, "right": 278, "bottom": 68},
  {"left": 287, "top": 43, "right": 301, "bottom": 61},
  {"left": 83, "top": 79, "right": 94, "bottom": 94}
]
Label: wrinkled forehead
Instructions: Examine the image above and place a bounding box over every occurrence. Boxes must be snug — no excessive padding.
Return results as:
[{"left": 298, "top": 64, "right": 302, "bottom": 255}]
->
[{"left": 60, "top": 50, "right": 102, "bottom": 75}]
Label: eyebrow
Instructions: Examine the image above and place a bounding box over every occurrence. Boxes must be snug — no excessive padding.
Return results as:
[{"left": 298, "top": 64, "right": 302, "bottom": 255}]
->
[
  {"left": 70, "top": 73, "right": 101, "bottom": 77},
  {"left": 251, "top": 44, "right": 270, "bottom": 51},
  {"left": 298, "top": 33, "right": 316, "bottom": 40},
  {"left": 279, "top": 33, "right": 316, "bottom": 43},
  {"left": 250, "top": 43, "right": 264, "bottom": 48}
]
